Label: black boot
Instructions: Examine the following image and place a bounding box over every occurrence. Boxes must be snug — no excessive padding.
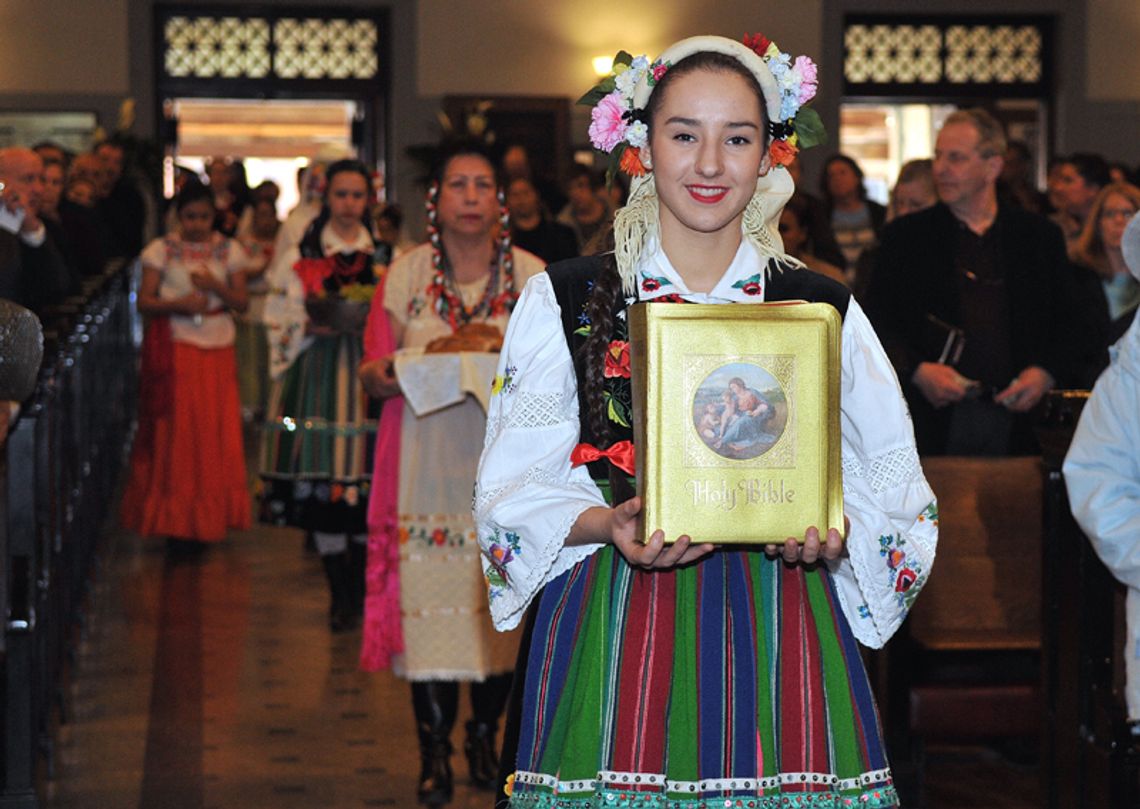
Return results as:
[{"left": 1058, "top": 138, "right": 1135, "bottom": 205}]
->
[
  {"left": 464, "top": 720, "right": 497, "bottom": 790},
  {"left": 346, "top": 539, "right": 367, "bottom": 621},
  {"left": 467, "top": 672, "right": 513, "bottom": 791},
  {"left": 320, "top": 552, "right": 356, "bottom": 632},
  {"left": 412, "top": 682, "right": 458, "bottom": 806}
]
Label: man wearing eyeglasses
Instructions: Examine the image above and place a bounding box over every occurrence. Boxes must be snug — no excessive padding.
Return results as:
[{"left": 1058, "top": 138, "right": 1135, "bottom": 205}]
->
[{"left": 864, "top": 108, "right": 1093, "bottom": 456}]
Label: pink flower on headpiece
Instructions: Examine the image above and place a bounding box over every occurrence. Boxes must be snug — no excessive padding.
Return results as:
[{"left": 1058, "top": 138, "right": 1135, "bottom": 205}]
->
[
  {"left": 652, "top": 62, "right": 669, "bottom": 82},
  {"left": 792, "top": 56, "right": 818, "bottom": 104},
  {"left": 588, "top": 91, "right": 629, "bottom": 153}
]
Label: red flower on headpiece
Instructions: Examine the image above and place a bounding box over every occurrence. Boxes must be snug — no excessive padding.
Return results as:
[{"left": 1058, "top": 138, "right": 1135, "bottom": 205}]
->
[
  {"left": 743, "top": 33, "right": 772, "bottom": 57},
  {"left": 769, "top": 138, "right": 799, "bottom": 168},
  {"left": 619, "top": 147, "right": 648, "bottom": 177}
]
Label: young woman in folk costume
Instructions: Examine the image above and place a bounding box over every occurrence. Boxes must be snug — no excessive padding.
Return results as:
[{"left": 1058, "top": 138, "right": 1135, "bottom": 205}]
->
[
  {"left": 120, "top": 182, "right": 252, "bottom": 551},
  {"left": 475, "top": 34, "right": 939, "bottom": 808},
  {"left": 357, "top": 139, "right": 545, "bottom": 806},
  {"left": 261, "top": 159, "right": 380, "bottom": 632}
]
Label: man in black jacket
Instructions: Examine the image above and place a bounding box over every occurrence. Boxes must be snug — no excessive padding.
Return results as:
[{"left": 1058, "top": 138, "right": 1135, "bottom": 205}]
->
[
  {"left": 865, "top": 108, "right": 1089, "bottom": 456},
  {"left": 0, "top": 147, "right": 74, "bottom": 315}
]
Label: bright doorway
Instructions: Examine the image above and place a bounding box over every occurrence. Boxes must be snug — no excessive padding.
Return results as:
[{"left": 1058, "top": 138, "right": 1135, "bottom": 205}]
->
[{"left": 166, "top": 98, "right": 359, "bottom": 218}]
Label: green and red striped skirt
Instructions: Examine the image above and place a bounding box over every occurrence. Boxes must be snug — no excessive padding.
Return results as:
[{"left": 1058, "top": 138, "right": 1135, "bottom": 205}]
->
[{"left": 506, "top": 545, "right": 898, "bottom": 808}]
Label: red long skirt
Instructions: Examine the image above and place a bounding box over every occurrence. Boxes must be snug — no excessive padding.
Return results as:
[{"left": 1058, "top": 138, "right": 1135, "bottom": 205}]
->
[{"left": 120, "top": 340, "right": 250, "bottom": 542}]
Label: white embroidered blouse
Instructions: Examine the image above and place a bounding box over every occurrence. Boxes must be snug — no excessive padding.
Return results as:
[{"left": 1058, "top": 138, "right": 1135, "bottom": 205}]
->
[{"left": 474, "top": 239, "right": 939, "bottom": 649}]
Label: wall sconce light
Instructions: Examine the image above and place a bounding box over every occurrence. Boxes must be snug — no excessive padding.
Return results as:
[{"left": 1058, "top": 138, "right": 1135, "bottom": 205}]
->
[{"left": 592, "top": 55, "right": 614, "bottom": 76}]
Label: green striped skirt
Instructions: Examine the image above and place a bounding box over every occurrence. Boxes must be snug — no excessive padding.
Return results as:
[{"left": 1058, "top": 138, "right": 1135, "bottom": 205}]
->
[
  {"left": 506, "top": 545, "right": 898, "bottom": 808},
  {"left": 259, "top": 333, "right": 377, "bottom": 533}
]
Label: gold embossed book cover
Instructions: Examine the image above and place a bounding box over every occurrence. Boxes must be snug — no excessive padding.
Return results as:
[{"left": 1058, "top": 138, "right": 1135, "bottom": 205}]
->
[{"left": 628, "top": 302, "right": 843, "bottom": 544}]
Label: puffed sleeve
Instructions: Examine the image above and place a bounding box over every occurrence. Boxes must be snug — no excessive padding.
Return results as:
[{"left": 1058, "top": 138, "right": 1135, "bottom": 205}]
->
[
  {"left": 139, "top": 237, "right": 166, "bottom": 272},
  {"left": 474, "top": 272, "right": 607, "bottom": 631},
  {"left": 829, "top": 298, "right": 939, "bottom": 648},
  {"left": 1063, "top": 323, "right": 1140, "bottom": 590},
  {"left": 224, "top": 237, "right": 256, "bottom": 275}
]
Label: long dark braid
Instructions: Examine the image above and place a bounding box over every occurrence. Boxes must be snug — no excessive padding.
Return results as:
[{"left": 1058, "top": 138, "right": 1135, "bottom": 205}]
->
[{"left": 579, "top": 235, "right": 636, "bottom": 503}]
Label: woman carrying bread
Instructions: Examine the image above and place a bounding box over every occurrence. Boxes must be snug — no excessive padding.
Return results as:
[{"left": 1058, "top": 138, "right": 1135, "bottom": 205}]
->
[{"left": 358, "top": 139, "right": 544, "bottom": 805}]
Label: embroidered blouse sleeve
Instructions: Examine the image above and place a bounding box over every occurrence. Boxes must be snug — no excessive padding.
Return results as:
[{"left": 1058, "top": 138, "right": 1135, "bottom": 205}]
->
[
  {"left": 474, "top": 272, "right": 607, "bottom": 632},
  {"left": 828, "top": 298, "right": 939, "bottom": 649}
]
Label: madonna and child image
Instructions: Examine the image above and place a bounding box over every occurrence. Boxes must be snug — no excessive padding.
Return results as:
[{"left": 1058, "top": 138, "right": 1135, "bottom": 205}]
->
[{"left": 692, "top": 361, "right": 788, "bottom": 460}]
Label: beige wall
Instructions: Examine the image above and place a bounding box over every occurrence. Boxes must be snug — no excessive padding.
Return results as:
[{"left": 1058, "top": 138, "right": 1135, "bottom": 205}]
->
[
  {"left": 0, "top": 0, "right": 129, "bottom": 95},
  {"left": 1087, "top": 0, "right": 1140, "bottom": 101},
  {"left": 417, "top": 0, "right": 823, "bottom": 97}
]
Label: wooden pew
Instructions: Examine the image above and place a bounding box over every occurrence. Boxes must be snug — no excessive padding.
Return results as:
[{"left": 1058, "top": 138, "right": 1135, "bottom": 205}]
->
[{"left": 897, "top": 457, "right": 1044, "bottom": 798}]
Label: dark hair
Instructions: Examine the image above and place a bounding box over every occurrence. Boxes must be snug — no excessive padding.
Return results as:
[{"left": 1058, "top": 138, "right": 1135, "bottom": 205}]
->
[
  {"left": 300, "top": 159, "right": 374, "bottom": 257},
  {"left": 1063, "top": 153, "right": 1111, "bottom": 191},
  {"left": 1006, "top": 139, "right": 1032, "bottom": 162},
  {"left": 376, "top": 202, "right": 403, "bottom": 230},
  {"left": 579, "top": 50, "right": 770, "bottom": 503},
  {"left": 175, "top": 180, "right": 214, "bottom": 213},
  {"left": 567, "top": 163, "right": 603, "bottom": 190},
  {"left": 431, "top": 138, "right": 502, "bottom": 188},
  {"left": 821, "top": 154, "right": 867, "bottom": 203},
  {"left": 643, "top": 51, "right": 769, "bottom": 146}
]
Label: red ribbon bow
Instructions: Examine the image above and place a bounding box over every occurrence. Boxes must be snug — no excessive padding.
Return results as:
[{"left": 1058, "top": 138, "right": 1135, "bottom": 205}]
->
[{"left": 570, "top": 440, "right": 635, "bottom": 476}]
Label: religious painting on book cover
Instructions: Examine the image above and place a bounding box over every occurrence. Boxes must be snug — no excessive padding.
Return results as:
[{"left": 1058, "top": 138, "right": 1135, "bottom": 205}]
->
[{"left": 691, "top": 361, "right": 788, "bottom": 461}]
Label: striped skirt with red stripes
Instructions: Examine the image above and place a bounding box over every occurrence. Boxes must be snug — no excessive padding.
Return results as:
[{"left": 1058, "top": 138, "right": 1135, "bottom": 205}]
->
[{"left": 506, "top": 545, "right": 897, "bottom": 808}]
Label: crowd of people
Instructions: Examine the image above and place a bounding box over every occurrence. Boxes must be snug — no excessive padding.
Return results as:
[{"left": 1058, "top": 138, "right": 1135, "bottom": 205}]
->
[{"left": 1, "top": 28, "right": 1139, "bottom": 809}]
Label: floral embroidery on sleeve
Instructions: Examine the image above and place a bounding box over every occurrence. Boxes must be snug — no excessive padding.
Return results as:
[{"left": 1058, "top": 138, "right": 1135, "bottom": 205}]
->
[
  {"left": 484, "top": 528, "right": 523, "bottom": 599},
  {"left": 491, "top": 365, "right": 518, "bottom": 397},
  {"left": 878, "top": 524, "right": 930, "bottom": 613}
]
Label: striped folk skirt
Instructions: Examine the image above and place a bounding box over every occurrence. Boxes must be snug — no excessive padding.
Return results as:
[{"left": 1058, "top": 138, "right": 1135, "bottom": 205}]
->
[
  {"left": 506, "top": 546, "right": 898, "bottom": 809},
  {"left": 259, "top": 332, "right": 377, "bottom": 533}
]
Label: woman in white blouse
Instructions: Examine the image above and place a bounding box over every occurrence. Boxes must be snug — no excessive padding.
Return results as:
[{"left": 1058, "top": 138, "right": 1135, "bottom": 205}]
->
[{"left": 474, "top": 34, "right": 938, "bottom": 808}]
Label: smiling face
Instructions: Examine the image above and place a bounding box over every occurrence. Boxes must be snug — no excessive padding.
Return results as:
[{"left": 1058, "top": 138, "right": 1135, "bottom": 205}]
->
[
  {"left": 642, "top": 66, "right": 768, "bottom": 247},
  {"left": 436, "top": 154, "right": 499, "bottom": 239}
]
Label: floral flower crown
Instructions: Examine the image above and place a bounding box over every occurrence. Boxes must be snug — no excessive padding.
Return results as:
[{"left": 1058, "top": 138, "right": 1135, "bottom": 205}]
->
[{"left": 578, "top": 33, "right": 826, "bottom": 182}]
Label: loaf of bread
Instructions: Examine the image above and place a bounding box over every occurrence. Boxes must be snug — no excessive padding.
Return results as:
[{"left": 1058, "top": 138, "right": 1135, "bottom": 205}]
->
[{"left": 424, "top": 322, "right": 503, "bottom": 354}]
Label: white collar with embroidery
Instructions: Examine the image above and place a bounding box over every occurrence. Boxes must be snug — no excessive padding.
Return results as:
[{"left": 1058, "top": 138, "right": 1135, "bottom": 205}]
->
[
  {"left": 629, "top": 238, "right": 800, "bottom": 304},
  {"left": 320, "top": 222, "right": 374, "bottom": 256}
]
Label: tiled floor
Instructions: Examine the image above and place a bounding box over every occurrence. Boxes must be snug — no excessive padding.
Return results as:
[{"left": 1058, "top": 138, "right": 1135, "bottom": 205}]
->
[{"left": 43, "top": 519, "right": 1040, "bottom": 809}]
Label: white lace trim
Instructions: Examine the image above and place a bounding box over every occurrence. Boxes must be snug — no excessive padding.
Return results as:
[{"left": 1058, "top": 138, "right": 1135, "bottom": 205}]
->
[
  {"left": 484, "top": 390, "right": 575, "bottom": 447},
  {"left": 504, "top": 390, "right": 573, "bottom": 428},
  {"left": 843, "top": 443, "right": 921, "bottom": 495},
  {"left": 514, "top": 766, "right": 894, "bottom": 794},
  {"left": 483, "top": 503, "right": 596, "bottom": 632},
  {"left": 474, "top": 465, "right": 562, "bottom": 517}
]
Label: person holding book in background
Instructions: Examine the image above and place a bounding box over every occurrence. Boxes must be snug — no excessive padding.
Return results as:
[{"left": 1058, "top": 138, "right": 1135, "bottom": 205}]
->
[{"left": 475, "top": 33, "right": 937, "bottom": 808}]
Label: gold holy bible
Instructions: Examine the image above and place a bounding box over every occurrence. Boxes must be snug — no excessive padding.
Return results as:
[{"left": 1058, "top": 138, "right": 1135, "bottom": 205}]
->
[{"left": 628, "top": 302, "right": 843, "bottom": 544}]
